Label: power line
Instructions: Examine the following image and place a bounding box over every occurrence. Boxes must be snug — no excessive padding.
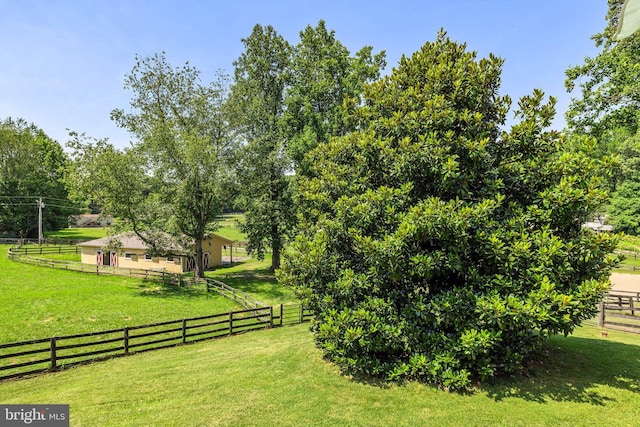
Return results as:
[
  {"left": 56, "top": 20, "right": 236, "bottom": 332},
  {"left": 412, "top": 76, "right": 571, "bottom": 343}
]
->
[{"left": 0, "top": 195, "right": 37, "bottom": 199}]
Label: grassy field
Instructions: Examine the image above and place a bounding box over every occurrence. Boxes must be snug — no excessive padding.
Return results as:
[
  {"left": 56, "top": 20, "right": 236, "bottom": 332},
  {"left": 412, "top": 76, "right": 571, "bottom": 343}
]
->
[
  {"left": 616, "top": 234, "right": 640, "bottom": 274},
  {"left": 0, "top": 244, "right": 241, "bottom": 343},
  {"left": 44, "top": 213, "right": 247, "bottom": 242},
  {"left": 215, "top": 213, "right": 248, "bottom": 242},
  {"left": 207, "top": 255, "right": 298, "bottom": 305},
  {"left": 44, "top": 227, "right": 109, "bottom": 240},
  {"left": 1, "top": 323, "right": 638, "bottom": 426}
]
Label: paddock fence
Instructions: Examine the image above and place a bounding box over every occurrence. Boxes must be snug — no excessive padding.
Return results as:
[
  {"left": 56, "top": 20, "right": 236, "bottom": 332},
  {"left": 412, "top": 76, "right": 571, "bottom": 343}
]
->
[
  {"left": 598, "top": 290, "right": 640, "bottom": 332},
  {"left": 0, "top": 304, "right": 313, "bottom": 382},
  {"left": 8, "top": 248, "right": 181, "bottom": 283},
  {"left": 614, "top": 249, "right": 640, "bottom": 272}
]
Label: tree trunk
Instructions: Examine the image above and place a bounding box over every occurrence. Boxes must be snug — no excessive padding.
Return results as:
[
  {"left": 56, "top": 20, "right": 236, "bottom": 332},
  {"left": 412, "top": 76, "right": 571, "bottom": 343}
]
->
[
  {"left": 194, "top": 239, "right": 204, "bottom": 278},
  {"left": 271, "top": 244, "right": 281, "bottom": 271},
  {"left": 271, "top": 223, "right": 280, "bottom": 271}
]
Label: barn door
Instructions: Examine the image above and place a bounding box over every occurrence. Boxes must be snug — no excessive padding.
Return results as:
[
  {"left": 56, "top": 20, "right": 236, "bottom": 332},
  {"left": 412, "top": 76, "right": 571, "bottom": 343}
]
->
[
  {"left": 203, "top": 252, "right": 210, "bottom": 270},
  {"left": 186, "top": 256, "right": 196, "bottom": 272},
  {"left": 110, "top": 251, "right": 118, "bottom": 267},
  {"left": 96, "top": 251, "right": 103, "bottom": 266}
]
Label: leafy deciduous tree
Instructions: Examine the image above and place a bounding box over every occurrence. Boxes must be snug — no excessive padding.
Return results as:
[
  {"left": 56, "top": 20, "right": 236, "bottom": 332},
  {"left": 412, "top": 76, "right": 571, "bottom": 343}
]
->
[
  {"left": 231, "top": 25, "right": 294, "bottom": 271},
  {"left": 0, "top": 117, "right": 73, "bottom": 237},
  {"left": 565, "top": 0, "right": 640, "bottom": 232},
  {"left": 68, "top": 53, "right": 235, "bottom": 277},
  {"left": 565, "top": 0, "right": 640, "bottom": 140},
  {"left": 284, "top": 20, "right": 386, "bottom": 173}
]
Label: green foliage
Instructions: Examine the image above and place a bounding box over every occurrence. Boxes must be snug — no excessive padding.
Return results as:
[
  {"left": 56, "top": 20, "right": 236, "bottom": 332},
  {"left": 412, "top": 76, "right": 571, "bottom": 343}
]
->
[
  {"left": 231, "top": 22, "right": 386, "bottom": 270},
  {"left": 608, "top": 131, "right": 640, "bottom": 234},
  {"left": 564, "top": 0, "right": 640, "bottom": 232},
  {"left": 278, "top": 32, "right": 619, "bottom": 391},
  {"left": 67, "top": 53, "right": 236, "bottom": 276},
  {"left": 565, "top": 0, "right": 640, "bottom": 140},
  {"left": 0, "top": 117, "right": 74, "bottom": 237},
  {"left": 284, "top": 20, "right": 386, "bottom": 173},
  {"left": 231, "top": 24, "right": 295, "bottom": 270}
]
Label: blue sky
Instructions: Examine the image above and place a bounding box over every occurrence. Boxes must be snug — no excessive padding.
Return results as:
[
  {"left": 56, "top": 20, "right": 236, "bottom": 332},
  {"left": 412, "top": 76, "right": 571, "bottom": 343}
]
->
[{"left": 0, "top": 0, "right": 608, "bottom": 149}]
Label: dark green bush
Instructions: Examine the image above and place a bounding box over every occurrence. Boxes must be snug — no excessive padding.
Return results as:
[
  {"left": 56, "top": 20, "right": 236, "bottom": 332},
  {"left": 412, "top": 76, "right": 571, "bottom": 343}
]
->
[{"left": 277, "top": 32, "right": 619, "bottom": 391}]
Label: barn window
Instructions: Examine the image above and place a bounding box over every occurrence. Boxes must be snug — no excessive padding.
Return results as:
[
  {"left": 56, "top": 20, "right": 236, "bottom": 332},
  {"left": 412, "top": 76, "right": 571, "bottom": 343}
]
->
[{"left": 144, "top": 254, "right": 152, "bottom": 262}]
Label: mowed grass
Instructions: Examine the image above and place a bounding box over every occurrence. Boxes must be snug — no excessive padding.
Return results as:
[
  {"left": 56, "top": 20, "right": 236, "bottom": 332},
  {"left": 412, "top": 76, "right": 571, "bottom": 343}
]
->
[
  {"left": 208, "top": 255, "right": 298, "bottom": 305},
  {"left": 0, "top": 245, "right": 241, "bottom": 343},
  {"left": 44, "top": 227, "right": 110, "bottom": 241},
  {"left": 611, "top": 234, "right": 640, "bottom": 274},
  {"left": 1, "top": 323, "right": 639, "bottom": 426},
  {"left": 215, "top": 213, "right": 248, "bottom": 242}
]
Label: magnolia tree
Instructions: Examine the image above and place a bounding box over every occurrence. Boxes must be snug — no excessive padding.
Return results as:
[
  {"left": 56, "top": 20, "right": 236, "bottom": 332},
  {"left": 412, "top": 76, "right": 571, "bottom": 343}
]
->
[{"left": 277, "top": 33, "right": 619, "bottom": 391}]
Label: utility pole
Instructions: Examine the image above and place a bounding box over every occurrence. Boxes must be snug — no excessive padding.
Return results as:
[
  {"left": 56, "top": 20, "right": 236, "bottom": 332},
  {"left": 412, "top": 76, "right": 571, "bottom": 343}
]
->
[{"left": 38, "top": 196, "right": 45, "bottom": 244}]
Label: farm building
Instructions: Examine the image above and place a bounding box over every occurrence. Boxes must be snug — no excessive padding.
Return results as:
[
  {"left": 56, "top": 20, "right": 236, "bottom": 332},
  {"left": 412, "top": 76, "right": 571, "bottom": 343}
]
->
[
  {"left": 77, "top": 233, "right": 234, "bottom": 273},
  {"left": 69, "top": 213, "right": 113, "bottom": 228}
]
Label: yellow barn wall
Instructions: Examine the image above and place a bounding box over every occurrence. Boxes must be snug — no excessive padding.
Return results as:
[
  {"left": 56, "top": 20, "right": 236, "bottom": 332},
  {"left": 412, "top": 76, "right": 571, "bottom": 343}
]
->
[
  {"left": 79, "top": 234, "right": 231, "bottom": 273},
  {"left": 199, "top": 235, "right": 230, "bottom": 267},
  {"left": 80, "top": 247, "right": 184, "bottom": 273}
]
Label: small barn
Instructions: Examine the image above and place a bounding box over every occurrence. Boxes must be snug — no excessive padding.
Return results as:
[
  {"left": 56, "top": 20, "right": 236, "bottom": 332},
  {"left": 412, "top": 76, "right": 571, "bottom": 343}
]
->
[{"left": 77, "top": 233, "right": 234, "bottom": 273}]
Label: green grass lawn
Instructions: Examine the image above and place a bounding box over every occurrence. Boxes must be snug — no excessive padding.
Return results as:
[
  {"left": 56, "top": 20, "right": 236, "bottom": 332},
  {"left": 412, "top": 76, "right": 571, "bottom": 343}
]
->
[
  {"left": 44, "top": 227, "right": 110, "bottom": 241},
  {"left": 1, "top": 323, "right": 638, "bottom": 426},
  {"left": 0, "top": 245, "right": 241, "bottom": 343},
  {"left": 214, "top": 213, "right": 248, "bottom": 242},
  {"left": 208, "top": 255, "right": 298, "bottom": 305}
]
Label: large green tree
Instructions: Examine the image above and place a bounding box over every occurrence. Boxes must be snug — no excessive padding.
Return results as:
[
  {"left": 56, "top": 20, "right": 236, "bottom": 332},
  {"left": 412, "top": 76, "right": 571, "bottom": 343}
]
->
[
  {"left": 69, "top": 53, "right": 235, "bottom": 277},
  {"left": 284, "top": 20, "right": 386, "bottom": 173},
  {"left": 231, "top": 24, "right": 294, "bottom": 271},
  {"left": 0, "top": 117, "right": 73, "bottom": 238},
  {"left": 231, "top": 22, "right": 386, "bottom": 270},
  {"left": 609, "top": 131, "right": 640, "bottom": 233},
  {"left": 278, "top": 32, "right": 618, "bottom": 391}
]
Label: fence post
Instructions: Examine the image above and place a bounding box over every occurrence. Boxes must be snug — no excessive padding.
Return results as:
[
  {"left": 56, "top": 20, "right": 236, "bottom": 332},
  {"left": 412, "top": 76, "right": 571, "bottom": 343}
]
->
[
  {"left": 50, "top": 338, "right": 57, "bottom": 371},
  {"left": 598, "top": 301, "right": 605, "bottom": 327},
  {"left": 630, "top": 297, "right": 635, "bottom": 316},
  {"left": 124, "top": 327, "right": 129, "bottom": 355},
  {"left": 280, "top": 304, "right": 284, "bottom": 327},
  {"left": 182, "top": 319, "right": 187, "bottom": 344},
  {"left": 269, "top": 306, "right": 273, "bottom": 328},
  {"left": 299, "top": 304, "right": 303, "bottom": 323},
  {"left": 229, "top": 312, "right": 233, "bottom": 335}
]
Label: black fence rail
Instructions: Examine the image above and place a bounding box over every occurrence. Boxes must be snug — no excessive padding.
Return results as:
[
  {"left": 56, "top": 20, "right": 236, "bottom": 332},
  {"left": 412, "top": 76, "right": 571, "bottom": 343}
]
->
[
  {"left": 0, "top": 304, "right": 312, "bottom": 382},
  {"left": 0, "top": 238, "right": 87, "bottom": 246},
  {"left": 598, "top": 290, "right": 640, "bottom": 332},
  {"left": 8, "top": 246, "right": 80, "bottom": 255}
]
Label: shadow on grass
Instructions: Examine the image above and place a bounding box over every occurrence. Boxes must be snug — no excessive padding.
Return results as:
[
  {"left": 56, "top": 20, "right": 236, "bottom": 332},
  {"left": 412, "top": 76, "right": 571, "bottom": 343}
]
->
[
  {"left": 209, "top": 265, "right": 297, "bottom": 304},
  {"left": 135, "top": 280, "right": 212, "bottom": 300},
  {"left": 483, "top": 335, "right": 640, "bottom": 405}
]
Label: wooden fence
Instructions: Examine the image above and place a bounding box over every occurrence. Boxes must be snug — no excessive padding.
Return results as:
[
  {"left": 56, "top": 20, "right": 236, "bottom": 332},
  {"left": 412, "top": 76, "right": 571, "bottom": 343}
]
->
[
  {"left": 8, "top": 249, "right": 179, "bottom": 283},
  {"left": 598, "top": 290, "right": 640, "bottom": 332},
  {"left": 7, "top": 245, "right": 268, "bottom": 310},
  {"left": 614, "top": 249, "right": 640, "bottom": 272},
  {"left": 0, "top": 238, "right": 85, "bottom": 246},
  {"left": 0, "top": 304, "right": 313, "bottom": 382}
]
